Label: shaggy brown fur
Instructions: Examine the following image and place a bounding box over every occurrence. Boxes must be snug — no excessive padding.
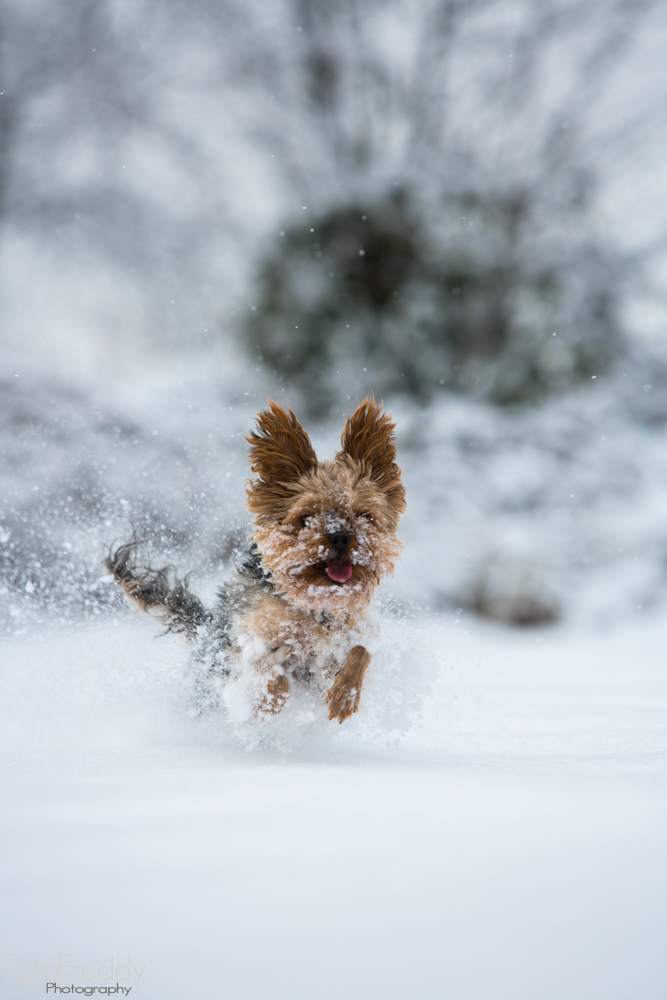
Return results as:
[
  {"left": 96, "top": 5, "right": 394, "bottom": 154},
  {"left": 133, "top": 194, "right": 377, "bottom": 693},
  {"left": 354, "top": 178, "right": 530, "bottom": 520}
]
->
[{"left": 107, "top": 398, "right": 406, "bottom": 724}]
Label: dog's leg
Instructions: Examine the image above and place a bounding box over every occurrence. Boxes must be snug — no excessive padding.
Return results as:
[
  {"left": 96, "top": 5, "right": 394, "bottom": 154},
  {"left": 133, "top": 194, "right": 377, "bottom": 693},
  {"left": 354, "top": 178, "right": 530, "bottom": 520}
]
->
[
  {"left": 254, "top": 669, "right": 290, "bottom": 717},
  {"left": 106, "top": 542, "right": 210, "bottom": 640},
  {"left": 248, "top": 643, "right": 294, "bottom": 717},
  {"left": 324, "top": 645, "right": 371, "bottom": 723}
]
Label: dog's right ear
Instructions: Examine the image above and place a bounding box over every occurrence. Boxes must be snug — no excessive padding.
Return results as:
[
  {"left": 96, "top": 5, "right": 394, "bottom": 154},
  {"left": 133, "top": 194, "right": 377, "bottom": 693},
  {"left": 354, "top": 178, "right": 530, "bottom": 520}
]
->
[{"left": 246, "top": 401, "right": 318, "bottom": 518}]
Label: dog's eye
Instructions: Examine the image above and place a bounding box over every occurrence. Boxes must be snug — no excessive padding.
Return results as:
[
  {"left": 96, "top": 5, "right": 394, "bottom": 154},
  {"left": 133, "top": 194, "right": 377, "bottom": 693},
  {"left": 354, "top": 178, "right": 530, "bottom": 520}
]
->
[
  {"left": 358, "top": 512, "right": 374, "bottom": 523},
  {"left": 300, "top": 514, "right": 311, "bottom": 528}
]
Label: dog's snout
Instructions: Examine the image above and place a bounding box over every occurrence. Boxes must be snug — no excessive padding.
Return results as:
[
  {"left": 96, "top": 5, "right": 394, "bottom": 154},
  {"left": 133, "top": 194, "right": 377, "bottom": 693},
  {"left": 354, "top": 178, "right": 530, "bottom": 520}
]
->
[{"left": 330, "top": 531, "right": 351, "bottom": 553}]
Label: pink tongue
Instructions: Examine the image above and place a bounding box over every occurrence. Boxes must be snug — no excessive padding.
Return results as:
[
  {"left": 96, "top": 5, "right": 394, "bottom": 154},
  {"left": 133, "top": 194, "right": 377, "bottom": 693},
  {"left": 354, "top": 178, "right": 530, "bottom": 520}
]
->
[{"left": 326, "top": 560, "right": 353, "bottom": 583}]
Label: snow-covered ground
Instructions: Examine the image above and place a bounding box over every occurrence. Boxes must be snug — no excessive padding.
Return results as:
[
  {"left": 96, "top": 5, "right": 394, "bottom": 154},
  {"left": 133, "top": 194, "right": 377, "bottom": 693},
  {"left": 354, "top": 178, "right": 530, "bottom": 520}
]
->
[
  {"left": 2, "top": 606, "right": 666, "bottom": 999},
  {"left": 2, "top": 361, "right": 667, "bottom": 998}
]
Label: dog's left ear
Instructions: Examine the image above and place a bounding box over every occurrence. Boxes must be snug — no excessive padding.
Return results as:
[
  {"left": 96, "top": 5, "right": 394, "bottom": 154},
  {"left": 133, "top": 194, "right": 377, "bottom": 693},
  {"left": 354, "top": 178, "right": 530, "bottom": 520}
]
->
[
  {"left": 339, "top": 398, "right": 406, "bottom": 516},
  {"left": 246, "top": 401, "right": 318, "bottom": 518}
]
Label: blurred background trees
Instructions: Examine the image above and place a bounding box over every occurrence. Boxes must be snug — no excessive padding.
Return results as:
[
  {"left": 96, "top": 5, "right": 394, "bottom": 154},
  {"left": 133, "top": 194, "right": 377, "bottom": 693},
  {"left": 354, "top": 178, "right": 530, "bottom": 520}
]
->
[
  {"left": 243, "top": 0, "right": 637, "bottom": 413},
  {"left": 1, "top": 0, "right": 664, "bottom": 408}
]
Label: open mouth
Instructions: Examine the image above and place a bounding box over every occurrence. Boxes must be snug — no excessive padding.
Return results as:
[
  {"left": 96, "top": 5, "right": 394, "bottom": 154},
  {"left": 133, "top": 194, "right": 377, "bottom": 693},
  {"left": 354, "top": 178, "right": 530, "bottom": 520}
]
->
[{"left": 324, "top": 558, "right": 353, "bottom": 584}]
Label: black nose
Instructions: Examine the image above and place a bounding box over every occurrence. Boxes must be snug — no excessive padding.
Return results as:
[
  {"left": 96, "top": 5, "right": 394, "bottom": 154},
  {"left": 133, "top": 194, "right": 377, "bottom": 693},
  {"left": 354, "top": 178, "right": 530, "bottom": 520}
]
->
[{"left": 330, "top": 531, "right": 351, "bottom": 553}]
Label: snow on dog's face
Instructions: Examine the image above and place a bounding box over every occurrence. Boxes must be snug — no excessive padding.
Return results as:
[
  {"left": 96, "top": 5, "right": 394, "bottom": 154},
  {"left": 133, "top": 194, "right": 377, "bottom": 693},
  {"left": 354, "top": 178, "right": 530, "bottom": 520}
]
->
[{"left": 246, "top": 399, "right": 406, "bottom": 614}]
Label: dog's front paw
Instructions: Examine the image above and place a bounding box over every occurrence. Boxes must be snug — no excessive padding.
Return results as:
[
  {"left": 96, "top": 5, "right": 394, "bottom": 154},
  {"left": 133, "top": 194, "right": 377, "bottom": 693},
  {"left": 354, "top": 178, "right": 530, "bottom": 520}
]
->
[
  {"left": 324, "top": 675, "right": 362, "bottom": 723},
  {"left": 324, "top": 645, "right": 371, "bottom": 724},
  {"left": 255, "top": 672, "right": 290, "bottom": 717}
]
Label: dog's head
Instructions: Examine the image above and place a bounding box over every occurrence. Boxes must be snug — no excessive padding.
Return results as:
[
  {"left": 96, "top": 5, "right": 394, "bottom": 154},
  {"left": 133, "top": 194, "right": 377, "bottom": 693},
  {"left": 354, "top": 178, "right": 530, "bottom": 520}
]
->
[{"left": 246, "top": 399, "right": 406, "bottom": 613}]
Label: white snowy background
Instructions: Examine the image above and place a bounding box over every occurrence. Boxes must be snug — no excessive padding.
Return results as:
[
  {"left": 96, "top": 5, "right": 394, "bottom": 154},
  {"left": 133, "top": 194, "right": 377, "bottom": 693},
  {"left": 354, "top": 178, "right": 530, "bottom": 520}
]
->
[{"left": 1, "top": 1, "right": 667, "bottom": 998}]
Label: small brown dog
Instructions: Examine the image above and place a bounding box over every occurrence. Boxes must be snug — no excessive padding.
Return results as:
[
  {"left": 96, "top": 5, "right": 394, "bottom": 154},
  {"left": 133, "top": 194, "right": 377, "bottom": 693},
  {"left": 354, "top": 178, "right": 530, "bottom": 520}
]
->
[{"left": 107, "top": 398, "right": 406, "bottom": 724}]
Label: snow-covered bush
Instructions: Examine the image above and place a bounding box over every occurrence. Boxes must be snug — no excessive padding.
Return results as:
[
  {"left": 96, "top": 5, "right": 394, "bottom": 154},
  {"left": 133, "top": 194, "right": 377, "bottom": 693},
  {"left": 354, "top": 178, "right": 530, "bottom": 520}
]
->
[
  {"left": 234, "top": 0, "right": 651, "bottom": 415},
  {"left": 246, "top": 182, "right": 620, "bottom": 414}
]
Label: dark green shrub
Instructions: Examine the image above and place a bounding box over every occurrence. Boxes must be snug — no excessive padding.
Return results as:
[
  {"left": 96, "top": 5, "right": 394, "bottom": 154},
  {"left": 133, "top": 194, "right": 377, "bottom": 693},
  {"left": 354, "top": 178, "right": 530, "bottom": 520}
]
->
[{"left": 245, "top": 185, "right": 621, "bottom": 414}]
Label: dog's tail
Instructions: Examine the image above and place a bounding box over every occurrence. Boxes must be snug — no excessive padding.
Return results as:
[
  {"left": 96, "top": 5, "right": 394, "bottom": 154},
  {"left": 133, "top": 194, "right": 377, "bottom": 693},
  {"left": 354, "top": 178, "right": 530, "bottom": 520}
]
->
[{"left": 106, "top": 541, "right": 211, "bottom": 640}]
